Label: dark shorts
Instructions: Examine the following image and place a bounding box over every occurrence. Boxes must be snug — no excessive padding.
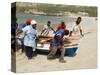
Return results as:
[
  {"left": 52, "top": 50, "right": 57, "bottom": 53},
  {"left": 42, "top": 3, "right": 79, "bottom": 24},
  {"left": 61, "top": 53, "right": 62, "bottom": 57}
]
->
[{"left": 24, "top": 46, "right": 33, "bottom": 59}]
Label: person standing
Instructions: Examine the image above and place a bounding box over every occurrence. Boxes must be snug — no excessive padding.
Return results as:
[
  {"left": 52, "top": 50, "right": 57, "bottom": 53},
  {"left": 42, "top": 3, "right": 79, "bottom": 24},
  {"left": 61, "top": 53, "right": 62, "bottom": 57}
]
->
[
  {"left": 69, "top": 17, "right": 84, "bottom": 37},
  {"left": 16, "top": 20, "right": 38, "bottom": 59},
  {"left": 16, "top": 18, "right": 32, "bottom": 53}
]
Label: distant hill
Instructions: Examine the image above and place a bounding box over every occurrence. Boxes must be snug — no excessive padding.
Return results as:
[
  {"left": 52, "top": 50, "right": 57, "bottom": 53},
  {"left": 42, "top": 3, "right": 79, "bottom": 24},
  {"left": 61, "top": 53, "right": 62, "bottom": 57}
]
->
[{"left": 15, "top": 2, "right": 97, "bottom": 17}]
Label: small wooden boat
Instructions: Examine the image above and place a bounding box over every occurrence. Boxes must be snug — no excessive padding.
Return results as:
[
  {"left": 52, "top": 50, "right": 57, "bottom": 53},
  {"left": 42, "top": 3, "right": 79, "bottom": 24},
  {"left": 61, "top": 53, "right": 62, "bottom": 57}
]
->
[{"left": 36, "top": 35, "right": 80, "bottom": 56}]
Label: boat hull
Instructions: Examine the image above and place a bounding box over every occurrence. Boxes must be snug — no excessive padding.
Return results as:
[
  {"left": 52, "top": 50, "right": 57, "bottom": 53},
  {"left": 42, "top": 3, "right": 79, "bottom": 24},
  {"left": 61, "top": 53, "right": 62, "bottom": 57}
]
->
[
  {"left": 36, "top": 35, "right": 80, "bottom": 56},
  {"left": 36, "top": 44, "right": 78, "bottom": 56}
]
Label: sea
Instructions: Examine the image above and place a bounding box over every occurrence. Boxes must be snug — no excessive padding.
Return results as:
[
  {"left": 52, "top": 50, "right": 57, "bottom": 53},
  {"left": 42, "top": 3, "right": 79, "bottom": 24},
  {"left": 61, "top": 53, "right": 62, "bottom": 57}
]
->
[{"left": 16, "top": 13, "right": 97, "bottom": 32}]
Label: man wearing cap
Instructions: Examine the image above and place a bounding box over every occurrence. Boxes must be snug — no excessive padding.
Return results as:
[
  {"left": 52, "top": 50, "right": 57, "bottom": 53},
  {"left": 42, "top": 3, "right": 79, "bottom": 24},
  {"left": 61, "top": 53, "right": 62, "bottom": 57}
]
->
[
  {"left": 16, "top": 20, "right": 38, "bottom": 59},
  {"left": 16, "top": 18, "right": 32, "bottom": 53}
]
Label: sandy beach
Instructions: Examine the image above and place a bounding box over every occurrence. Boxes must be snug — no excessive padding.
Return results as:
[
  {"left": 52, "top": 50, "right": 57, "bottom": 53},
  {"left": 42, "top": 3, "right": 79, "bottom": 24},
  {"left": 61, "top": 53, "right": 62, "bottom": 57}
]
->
[{"left": 13, "top": 17, "right": 97, "bottom": 73}]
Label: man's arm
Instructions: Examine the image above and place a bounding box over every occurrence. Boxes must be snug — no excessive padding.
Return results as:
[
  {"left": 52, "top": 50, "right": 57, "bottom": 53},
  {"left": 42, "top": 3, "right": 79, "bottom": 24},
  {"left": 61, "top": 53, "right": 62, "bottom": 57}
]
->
[
  {"left": 16, "top": 26, "right": 28, "bottom": 36},
  {"left": 79, "top": 26, "right": 84, "bottom": 36},
  {"left": 16, "top": 29, "right": 23, "bottom": 35},
  {"left": 69, "top": 23, "right": 74, "bottom": 37},
  {"left": 39, "top": 39, "right": 51, "bottom": 44},
  {"left": 69, "top": 27, "right": 74, "bottom": 36},
  {"left": 69, "top": 31, "right": 72, "bottom": 36},
  {"left": 80, "top": 29, "right": 84, "bottom": 36},
  {"left": 40, "top": 28, "right": 46, "bottom": 35},
  {"left": 50, "top": 27, "right": 55, "bottom": 33}
]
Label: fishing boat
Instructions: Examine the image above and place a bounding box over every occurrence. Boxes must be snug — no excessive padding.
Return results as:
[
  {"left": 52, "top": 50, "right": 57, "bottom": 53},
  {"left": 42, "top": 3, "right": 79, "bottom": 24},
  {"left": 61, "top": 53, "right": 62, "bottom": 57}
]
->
[{"left": 36, "top": 35, "right": 80, "bottom": 56}]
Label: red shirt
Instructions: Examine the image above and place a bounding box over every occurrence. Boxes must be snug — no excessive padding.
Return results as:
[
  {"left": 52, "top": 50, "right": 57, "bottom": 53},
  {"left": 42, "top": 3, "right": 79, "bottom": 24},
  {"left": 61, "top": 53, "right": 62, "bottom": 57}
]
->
[{"left": 57, "top": 24, "right": 66, "bottom": 30}]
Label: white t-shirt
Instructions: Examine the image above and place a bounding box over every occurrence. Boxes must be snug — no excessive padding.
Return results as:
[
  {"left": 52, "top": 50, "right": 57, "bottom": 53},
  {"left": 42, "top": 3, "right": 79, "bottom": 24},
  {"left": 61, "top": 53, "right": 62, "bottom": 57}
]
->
[
  {"left": 42, "top": 25, "right": 54, "bottom": 36},
  {"left": 70, "top": 22, "right": 82, "bottom": 36},
  {"left": 22, "top": 25, "right": 37, "bottom": 48},
  {"left": 44, "top": 25, "right": 48, "bottom": 29}
]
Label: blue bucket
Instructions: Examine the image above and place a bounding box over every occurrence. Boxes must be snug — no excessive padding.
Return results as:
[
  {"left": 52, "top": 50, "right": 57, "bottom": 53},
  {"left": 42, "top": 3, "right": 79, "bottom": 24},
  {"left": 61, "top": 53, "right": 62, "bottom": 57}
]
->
[{"left": 65, "top": 47, "right": 78, "bottom": 56}]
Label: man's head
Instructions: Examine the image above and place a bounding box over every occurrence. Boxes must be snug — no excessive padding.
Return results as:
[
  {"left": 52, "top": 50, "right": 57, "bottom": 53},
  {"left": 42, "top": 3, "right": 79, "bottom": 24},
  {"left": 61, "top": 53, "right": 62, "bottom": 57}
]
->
[
  {"left": 61, "top": 21, "right": 66, "bottom": 29},
  {"left": 61, "top": 21, "right": 65, "bottom": 25},
  {"left": 64, "top": 30, "right": 69, "bottom": 36},
  {"left": 47, "top": 21, "right": 51, "bottom": 27},
  {"left": 31, "top": 20, "right": 37, "bottom": 29},
  {"left": 76, "top": 17, "right": 82, "bottom": 25}
]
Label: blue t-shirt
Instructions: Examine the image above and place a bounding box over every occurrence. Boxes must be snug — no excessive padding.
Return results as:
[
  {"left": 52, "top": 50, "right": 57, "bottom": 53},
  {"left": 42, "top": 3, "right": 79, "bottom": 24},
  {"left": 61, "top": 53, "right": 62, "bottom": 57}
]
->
[
  {"left": 17, "top": 23, "right": 26, "bottom": 31},
  {"left": 50, "top": 29, "right": 64, "bottom": 47}
]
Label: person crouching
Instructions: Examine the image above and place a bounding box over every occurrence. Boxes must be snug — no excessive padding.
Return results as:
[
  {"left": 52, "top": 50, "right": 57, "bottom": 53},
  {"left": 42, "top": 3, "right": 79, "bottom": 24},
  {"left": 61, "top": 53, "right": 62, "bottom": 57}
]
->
[{"left": 41, "top": 29, "right": 69, "bottom": 63}]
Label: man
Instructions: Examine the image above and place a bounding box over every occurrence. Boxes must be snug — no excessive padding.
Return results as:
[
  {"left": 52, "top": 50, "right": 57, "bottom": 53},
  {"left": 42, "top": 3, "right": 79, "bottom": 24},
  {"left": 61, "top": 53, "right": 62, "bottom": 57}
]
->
[
  {"left": 16, "top": 18, "right": 32, "bottom": 53},
  {"left": 56, "top": 21, "right": 69, "bottom": 35},
  {"left": 41, "top": 29, "right": 69, "bottom": 63},
  {"left": 16, "top": 20, "right": 38, "bottom": 59},
  {"left": 69, "top": 17, "right": 84, "bottom": 37},
  {"left": 40, "top": 21, "right": 55, "bottom": 35},
  {"left": 57, "top": 21, "right": 67, "bottom": 31}
]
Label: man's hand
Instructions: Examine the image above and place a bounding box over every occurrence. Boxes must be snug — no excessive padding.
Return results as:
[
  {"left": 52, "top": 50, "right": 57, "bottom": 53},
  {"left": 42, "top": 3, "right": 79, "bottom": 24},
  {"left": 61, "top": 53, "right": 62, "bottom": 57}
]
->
[
  {"left": 53, "top": 31, "right": 56, "bottom": 33},
  {"left": 81, "top": 34, "right": 84, "bottom": 37},
  {"left": 40, "top": 40, "right": 46, "bottom": 44}
]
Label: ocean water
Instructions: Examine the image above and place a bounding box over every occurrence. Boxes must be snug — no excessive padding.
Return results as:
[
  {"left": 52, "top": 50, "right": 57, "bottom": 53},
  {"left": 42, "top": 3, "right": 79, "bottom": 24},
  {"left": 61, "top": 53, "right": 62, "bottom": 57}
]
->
[
  {"left": 16, "top": 13, "right": 97, "bottom": 32},
  {"left": 16, "top": 13, "right": 74, "bottom": 25}
]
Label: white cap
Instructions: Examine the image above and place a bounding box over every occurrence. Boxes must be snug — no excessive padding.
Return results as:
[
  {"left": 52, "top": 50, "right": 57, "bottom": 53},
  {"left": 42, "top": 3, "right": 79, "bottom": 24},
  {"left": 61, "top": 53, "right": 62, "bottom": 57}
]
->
[{"left": 31, "top": 20, "right": 37, "bottom": 25}]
